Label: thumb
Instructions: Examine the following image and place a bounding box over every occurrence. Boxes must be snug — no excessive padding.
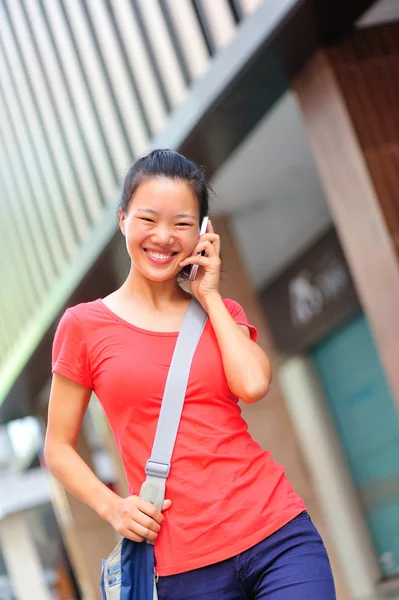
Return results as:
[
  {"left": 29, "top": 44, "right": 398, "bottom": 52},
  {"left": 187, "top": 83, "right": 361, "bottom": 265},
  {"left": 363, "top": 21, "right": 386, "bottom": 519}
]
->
[{"left": 162, "top": 499, "right": 172, "bottom": 511}]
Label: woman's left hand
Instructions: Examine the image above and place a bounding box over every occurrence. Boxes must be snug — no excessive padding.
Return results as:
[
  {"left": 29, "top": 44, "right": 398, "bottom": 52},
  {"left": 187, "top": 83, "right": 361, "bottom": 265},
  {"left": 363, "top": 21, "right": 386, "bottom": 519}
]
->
[{"left": 179, "top": 220, "right": 221, "bottom": 305}]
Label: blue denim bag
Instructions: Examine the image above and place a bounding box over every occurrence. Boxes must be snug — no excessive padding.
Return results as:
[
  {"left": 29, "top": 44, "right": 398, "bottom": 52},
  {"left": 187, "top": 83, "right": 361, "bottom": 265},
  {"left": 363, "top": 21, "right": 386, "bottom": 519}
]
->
[{"left": 101, "top": 537, "right": 156, "bottom": 600}]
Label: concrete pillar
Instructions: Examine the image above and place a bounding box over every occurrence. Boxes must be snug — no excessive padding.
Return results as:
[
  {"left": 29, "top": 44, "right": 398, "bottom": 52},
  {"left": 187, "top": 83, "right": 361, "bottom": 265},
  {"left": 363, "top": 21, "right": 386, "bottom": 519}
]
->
[
  {"left": 293, "top": 23, "right": 399, "bottom": 415},
  {"left": 0, "top": 512, "right": 51, "bottom": 600},
  {"left": 279, "top": 356, "right": 380, "bottom": 599},
  {"left": 214, "top": 215, "right": 349, "bottom": 599}
]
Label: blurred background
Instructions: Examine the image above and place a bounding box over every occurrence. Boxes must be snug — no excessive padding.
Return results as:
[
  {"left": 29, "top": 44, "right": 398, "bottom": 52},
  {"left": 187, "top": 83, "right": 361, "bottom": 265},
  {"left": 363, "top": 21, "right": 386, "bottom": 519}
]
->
[{"left": 0, "top": 0, "right": 399, "bottom": 598}]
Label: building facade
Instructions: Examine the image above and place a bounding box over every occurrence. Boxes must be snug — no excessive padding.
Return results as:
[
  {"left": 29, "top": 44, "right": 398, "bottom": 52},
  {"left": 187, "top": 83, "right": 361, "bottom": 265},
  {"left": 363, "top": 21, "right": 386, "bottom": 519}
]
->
[{"left": 1, "top": 1, "right": 399, "bottom": 599}]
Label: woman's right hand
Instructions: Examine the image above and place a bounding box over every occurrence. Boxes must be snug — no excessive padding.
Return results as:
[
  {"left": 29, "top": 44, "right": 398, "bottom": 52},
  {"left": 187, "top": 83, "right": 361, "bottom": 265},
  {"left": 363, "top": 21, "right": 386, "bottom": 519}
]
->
[{"left": 107, "top": 495, "right": 172, "bottom": 542}]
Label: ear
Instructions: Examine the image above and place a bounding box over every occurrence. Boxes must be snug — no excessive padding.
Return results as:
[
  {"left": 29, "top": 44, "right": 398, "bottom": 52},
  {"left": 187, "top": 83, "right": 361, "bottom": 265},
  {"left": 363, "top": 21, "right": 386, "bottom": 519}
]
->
[{"left": 118, "top": 208, "right": 126, "bottom": 236}]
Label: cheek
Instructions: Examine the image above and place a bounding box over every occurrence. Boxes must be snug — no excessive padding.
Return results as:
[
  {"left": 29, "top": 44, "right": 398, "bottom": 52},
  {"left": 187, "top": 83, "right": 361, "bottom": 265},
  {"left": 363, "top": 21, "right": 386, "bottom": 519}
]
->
[
  {"left": 125, "top": 225, "right": 144, "bottom": 254},
  {"left": 182, "top": 232, "right": 199, "bottom": 255}
]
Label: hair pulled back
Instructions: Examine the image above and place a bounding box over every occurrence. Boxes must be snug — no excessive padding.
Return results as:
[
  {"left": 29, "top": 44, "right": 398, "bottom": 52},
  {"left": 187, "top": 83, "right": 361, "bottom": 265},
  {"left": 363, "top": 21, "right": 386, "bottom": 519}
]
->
[{"left": 119, "top": 149, "right": 210, "bottom": 223}]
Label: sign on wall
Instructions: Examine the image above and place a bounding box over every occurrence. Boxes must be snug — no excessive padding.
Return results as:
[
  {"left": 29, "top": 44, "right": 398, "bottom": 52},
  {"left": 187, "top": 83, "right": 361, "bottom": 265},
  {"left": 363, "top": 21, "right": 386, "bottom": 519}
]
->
[{"left": 260, "top": 229, "right": 360, "bottom": 354}]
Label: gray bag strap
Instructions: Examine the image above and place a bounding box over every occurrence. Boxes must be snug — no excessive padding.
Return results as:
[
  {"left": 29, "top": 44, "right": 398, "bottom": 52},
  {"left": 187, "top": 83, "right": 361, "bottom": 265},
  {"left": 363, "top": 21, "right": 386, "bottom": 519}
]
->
[{"left": 139, "top": 297, "right": 208, "bottom": 510}]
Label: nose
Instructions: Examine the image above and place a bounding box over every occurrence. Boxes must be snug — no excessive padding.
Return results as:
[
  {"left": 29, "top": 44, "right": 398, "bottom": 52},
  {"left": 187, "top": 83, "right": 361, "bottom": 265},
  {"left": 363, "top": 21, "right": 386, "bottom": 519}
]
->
[{"left": 151, "top": 223, "right": 174, "bottom": 247}]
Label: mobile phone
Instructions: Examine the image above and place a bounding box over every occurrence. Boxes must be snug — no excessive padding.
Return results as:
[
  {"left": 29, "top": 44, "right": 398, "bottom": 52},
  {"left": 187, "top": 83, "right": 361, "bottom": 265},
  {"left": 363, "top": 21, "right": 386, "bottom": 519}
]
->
[{"left": 189, "top": 216, "right": 209, "bottom": 281}]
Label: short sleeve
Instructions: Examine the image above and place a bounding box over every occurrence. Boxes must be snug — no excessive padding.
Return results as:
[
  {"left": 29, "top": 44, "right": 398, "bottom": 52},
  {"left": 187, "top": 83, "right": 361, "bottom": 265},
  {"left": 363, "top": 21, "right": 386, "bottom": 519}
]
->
[
  {"left": 52, "top": 308, "right": 93, "bottom": 389},
  {"left": 223, "top": 299, "right": 258, "bottom": 342}
]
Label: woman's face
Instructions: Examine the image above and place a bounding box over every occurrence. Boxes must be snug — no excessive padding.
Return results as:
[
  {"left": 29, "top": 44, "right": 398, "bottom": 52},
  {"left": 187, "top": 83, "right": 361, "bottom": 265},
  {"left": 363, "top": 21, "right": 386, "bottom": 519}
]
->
[{"left": 119, "top": 177, "right": 201, "bottom": 282}]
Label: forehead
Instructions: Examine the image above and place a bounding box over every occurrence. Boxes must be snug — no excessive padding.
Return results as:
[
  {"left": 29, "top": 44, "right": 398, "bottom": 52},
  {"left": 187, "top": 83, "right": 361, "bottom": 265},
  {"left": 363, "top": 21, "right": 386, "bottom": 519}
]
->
[{"left": 130, "top": 177, "right": 199, "bottom": 217}]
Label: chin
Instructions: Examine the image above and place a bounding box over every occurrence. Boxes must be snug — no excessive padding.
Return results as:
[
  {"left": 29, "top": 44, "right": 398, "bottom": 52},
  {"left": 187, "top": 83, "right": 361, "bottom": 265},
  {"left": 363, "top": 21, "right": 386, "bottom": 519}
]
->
[{"left": 140, "top": 266, "right": 180, "bottom": 283}]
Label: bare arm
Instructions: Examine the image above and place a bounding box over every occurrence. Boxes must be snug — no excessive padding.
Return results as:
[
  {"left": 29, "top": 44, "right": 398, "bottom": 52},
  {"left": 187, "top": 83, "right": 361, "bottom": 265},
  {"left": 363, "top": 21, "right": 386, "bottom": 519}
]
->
[
  {"left": 204, "top": 294, "right": 272, "bottom": 403},
  {"left": 45, "top": 373, "right": 170, "bottom": 541},
  {"left": 179, "top": 220, "right": 272, "bottom": 404},
  {"left": 45, "top": 373, "right": 119, "bottom": 518}
]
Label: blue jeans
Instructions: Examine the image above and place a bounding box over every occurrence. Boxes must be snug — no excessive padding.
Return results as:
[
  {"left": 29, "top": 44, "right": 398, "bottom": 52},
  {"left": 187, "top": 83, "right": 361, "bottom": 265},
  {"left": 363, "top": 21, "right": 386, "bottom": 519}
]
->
[{"left": 157, "top": 512, "right": 336, "bottom": 599}]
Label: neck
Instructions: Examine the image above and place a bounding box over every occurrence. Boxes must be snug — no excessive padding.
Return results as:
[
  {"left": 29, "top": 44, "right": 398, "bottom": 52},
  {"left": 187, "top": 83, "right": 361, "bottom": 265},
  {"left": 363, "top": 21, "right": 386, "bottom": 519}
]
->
[{"left": 119, "top": 265, "right": 188, "bottom": 309}]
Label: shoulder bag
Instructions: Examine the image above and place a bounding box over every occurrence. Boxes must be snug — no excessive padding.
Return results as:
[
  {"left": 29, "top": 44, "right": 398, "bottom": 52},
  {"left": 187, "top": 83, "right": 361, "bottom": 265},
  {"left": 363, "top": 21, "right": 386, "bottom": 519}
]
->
[{"left": 100, "top": 297, "right": 208, "bottom": 600}]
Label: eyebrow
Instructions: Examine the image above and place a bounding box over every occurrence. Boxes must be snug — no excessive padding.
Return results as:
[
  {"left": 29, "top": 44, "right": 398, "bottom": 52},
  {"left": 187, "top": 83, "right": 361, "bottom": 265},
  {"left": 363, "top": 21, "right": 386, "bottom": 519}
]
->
[
  {"left": 176, "top": 213, "right": 196, "bottom": 220},
  {"left": 137, "top": 208, "right": 196, "bottom": 220}
]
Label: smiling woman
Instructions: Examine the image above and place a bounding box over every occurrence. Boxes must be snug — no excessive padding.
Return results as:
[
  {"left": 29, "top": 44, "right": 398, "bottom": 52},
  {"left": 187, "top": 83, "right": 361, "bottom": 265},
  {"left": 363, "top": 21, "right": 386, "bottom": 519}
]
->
[
  {"left": 45, "top": 149, "right": 335, "bottom": 600},
  {"left": 119, "top": 178, "right": 200, "bottom": 281}
]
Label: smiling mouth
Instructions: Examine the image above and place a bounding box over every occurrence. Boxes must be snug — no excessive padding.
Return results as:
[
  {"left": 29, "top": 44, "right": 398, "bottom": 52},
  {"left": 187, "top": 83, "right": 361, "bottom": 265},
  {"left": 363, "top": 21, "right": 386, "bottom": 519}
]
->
[{"left": 144, "top": 249, "right": 178, "bottom": 264}]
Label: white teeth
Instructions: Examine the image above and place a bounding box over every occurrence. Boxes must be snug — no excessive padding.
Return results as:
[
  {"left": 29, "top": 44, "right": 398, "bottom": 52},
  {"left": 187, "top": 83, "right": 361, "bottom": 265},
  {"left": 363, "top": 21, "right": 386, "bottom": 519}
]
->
[{"left": 147, "top": 251, "right": 173, "bottom": 260}]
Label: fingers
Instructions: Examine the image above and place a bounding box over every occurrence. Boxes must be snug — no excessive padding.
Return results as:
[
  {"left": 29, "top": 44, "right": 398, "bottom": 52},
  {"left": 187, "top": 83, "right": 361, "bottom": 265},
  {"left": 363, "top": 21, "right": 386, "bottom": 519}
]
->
[
  {"left": 199, "top": 232, "right": 220, "bottom": 255},
  {"left": 116, "top": 496, "right": 172, "bottom": 543},
  {"left": 179, "top": 240, "right": 221, "bottom": 269},
  {"left": 180, "top": 255, "right": 208, "bottom": 269},
  {"left": 195, "top": 239, "right": 218, "bottom": 257},
  {"left": 163, "top": 499, "right": 172, "bottom": 511},
  {"left": 207, "top": 219, "right": 216, "bottom": 235},
  {"left": 179, "top": 221, "right": 220, "bottom": 270},
  {"left": 135, "top": 497, "right": 165, "bottom": 525},
  {"left": 128, "top": 517, "right": 159, "bottom": 542},
  {"left": 136, "top": 509, "right": 162, "bottom": 533}
]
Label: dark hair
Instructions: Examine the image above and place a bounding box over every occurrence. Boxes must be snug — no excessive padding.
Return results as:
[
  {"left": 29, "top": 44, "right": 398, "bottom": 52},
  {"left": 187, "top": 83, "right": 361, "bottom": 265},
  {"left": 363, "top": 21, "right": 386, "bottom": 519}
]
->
[{"left": 119, "top": 149, "right": 210, "bottom": 223}]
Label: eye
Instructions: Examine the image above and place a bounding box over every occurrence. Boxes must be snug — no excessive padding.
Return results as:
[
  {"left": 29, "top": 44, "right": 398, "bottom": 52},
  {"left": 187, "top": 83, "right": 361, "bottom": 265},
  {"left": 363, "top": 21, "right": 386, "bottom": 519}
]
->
[
  {"left": 176, "top": 222, "right": 192, "bottom": 228},
  {"left": 140, "top": 217, "right": 155, "bottom": 223}
]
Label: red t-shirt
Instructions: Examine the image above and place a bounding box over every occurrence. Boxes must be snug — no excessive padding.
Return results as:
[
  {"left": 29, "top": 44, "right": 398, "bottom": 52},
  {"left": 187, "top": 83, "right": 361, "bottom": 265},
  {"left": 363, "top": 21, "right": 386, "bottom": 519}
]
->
[{"left": 52, "top": 298, "right": 305, "bottom": 576}]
